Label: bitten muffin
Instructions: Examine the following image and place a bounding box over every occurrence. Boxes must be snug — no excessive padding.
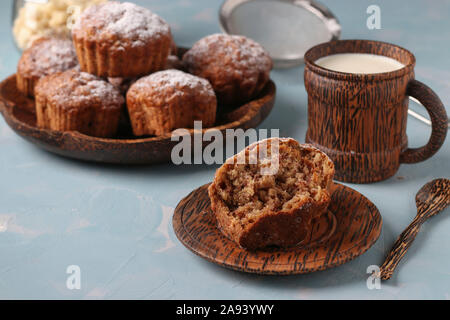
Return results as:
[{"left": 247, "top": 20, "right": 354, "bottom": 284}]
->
[
  {"left": 72, "top": 1, "right": 173, "bottom": 77},
  {"left": 16, "top": 37, "right": 78, "bottom": 97},
  {"left": 126, "top": 69, "right": 217, "bottom": 136},
  {"left": 183, "top": 34, "right": 273, "bottom": 106},
  {"left": 208, "top": 138, "right": 335, "bottom": 250},
  {"left": 35, "top": 69, "right": 124, "bottom": 138}
]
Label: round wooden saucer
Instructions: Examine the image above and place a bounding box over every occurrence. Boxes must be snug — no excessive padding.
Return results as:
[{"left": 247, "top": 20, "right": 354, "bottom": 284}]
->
[{"left": 173, "top": 183, "right": 382, "bottom": 275}]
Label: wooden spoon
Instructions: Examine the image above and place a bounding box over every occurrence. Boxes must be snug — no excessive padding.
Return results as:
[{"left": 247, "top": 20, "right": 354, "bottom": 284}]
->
[{"left": 379, "top": 178, "right": 450, "bottom": 280}]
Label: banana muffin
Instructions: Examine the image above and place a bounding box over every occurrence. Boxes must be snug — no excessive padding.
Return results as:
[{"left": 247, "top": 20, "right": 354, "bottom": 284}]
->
[
  {"left": 16, "top": 37, "right": 78, "bottom": 97},
  {"left": 72, "top": 1, "right": 173, "bottom": 77},
  {"left": 35, "top": 69, "right": 124, "bottom": 138},
  {"left": 183, "top": 34, "right": 273, "bottom": 106},
  {"left": 126, "top": 69, "right": 217, "bottom": 136},
  {"left": 208, "top": 138, "right": 335, "bottom": 250}
]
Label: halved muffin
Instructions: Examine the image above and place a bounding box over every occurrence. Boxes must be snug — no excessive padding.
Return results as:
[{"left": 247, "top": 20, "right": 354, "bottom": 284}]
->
[{"left": 208, "top": 138, "right": 335, "bottom": 250}]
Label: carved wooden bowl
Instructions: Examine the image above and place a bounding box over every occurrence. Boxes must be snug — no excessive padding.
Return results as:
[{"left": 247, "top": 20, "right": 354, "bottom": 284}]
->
[
  {"left": 173, "top": 183, "right": 382, "bottom": 275},
  {"left": 0, "top": 75, "right": 275, "bottom": 164},
  {"left": 0, "top": 60, "right": 276, "bottom": 164}
]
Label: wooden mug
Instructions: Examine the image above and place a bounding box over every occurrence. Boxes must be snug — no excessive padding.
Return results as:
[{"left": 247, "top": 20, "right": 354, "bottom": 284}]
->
[{"left": 304, "top": 40, "right": 448, "bottom": 183}]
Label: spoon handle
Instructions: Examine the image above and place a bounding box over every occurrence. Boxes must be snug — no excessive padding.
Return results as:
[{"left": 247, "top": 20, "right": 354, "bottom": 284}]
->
[{"left": 379, "top": 216, "right": 425, "bottom": 280}]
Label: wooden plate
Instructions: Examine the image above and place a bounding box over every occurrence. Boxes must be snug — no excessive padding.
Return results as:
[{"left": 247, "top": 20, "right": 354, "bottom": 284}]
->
[
  {"left": 173, "top": 183, "right": 382, "bottom": 275},
  {"left": 0, "top": 76, "right": 275, "bottom": 165}
]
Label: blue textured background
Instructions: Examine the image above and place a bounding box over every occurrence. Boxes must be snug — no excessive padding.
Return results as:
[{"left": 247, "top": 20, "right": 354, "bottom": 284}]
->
[{"left": 0, "top": 0, "right": 449, "bottom": 299}]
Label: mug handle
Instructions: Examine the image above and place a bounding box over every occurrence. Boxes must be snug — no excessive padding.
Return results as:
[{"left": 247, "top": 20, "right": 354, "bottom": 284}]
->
[{"left": 400, "top": 80, "right": 448, "bottom": 164}]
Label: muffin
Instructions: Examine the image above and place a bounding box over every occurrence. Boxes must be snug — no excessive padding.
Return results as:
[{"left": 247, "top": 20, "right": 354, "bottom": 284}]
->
[
  {"left": 208, "top": 138, "right": 335, "bottom": 250},
  {"left": 107, "top": 59, "right": 184, "bottom": 95},
  {"left": 16, "top": 37, "right": 78, "bottom": 97},
  {"left": 126, "top": 69, "right": 217, "bottom": 136},
  {"left": 35, "top": 69, "right": 124, "bottom": 138},
  {"left": 183, "top": 34, "right": 273, "bottom": 106},
  {"left": 72, "top": 1, "right": 173, "bottom": 77}
]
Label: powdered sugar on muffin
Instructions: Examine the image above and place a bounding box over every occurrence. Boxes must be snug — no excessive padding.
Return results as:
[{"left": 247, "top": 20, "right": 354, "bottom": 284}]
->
[
  {"left": 184, "top": 34, "right": 272, "bottom": 75},
  {"left": 16, "top": 37, "right": 79, "bottom": 97},
  {"left": 72, "top": 1, "right": 171, "bottom": 47},
  {"left": 72, "top": 1, "right": 172, "bottom": 77},
  {"left": 35, "top": 69, "right": 124, "bottom": 137},
  {"left": 18, "top": 37, "right": 78, "bottom": 77},
  {"left": 127, "top": 69, "right": 217, "bottom": 136},
  {"left": 131, "top": 69, "right": 214, "bottom": 98},
  {"left": 38, "top": 69, "right": 124, "bottom": 109},
  {"left": 183, "top": 34, "right": 272, "bottom": 105}
]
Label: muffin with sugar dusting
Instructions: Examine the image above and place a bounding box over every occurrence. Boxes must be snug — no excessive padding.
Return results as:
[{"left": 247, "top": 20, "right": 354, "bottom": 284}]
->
[
  {"left": 127, "top": 69, "right": 217, "bottom": 136},
  {"left": 183, "top": 34, "right": 273, "bottom": 106},
  {"left": 16, "top": 37, "right": 78, "bottom": 97},
  {"left": 72, "top": 1, "right": 173, "bottom": 77},
  {"left": 35, "top": 69, "right": 124, "bottom": 138}
]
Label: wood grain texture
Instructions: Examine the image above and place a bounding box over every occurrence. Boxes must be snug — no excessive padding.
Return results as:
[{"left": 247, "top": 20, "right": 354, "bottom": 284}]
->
[
  {"left": 379, "top": 178, "right": 450, "bottom": 280},
  {"left": 0, "top": 76, "right": 275, "bottom": 165},
  {"left": 304, "top": 40, "right": 448, "bottom": 183},
  {"left": 401, "top": 80, "right": 448, "bottom": 163},
  {"left": 173, "top": 183, "right": 382, "bottom": 275}
]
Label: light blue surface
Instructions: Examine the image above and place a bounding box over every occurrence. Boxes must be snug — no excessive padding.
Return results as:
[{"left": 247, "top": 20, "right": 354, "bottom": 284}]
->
[{"left": 0, "top": 0, "right": 449, "bottom": 299}]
